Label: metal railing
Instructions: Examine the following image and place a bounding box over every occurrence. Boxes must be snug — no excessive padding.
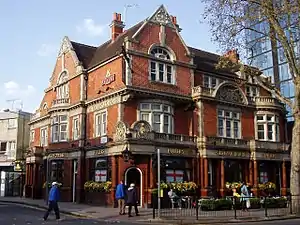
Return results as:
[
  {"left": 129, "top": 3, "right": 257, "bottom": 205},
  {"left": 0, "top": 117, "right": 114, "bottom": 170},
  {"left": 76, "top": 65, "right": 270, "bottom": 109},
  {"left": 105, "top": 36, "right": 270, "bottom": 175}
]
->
[{"left": 152, "top": 195, "right": 299, "bottom": 222}]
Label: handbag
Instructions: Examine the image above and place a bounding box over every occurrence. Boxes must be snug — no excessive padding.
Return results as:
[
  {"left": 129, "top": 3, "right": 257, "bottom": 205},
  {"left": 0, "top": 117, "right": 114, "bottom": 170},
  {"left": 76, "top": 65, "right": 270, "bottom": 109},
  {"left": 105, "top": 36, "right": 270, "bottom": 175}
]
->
[{"left": 246, "top": 199, "right": 251, "bottom": 209}]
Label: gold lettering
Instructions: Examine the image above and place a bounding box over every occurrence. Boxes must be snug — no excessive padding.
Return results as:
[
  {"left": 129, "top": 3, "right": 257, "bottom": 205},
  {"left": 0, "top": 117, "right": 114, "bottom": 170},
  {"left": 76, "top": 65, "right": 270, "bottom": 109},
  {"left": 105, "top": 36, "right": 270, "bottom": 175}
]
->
[
  {"left": 48, "top": 153, "right": 65, "bottom": 159},
  {"left": 94, "top": 149, "right": 105, "bottom": 155},
  {"left": 216, "top": 151, "right": 248, "bottom": 157},
  {"left": 168, "top": 148, "right": 185, "bottom": 155},
  {"left": 263, "top": 153, "right": 276, "bottom": 159}
]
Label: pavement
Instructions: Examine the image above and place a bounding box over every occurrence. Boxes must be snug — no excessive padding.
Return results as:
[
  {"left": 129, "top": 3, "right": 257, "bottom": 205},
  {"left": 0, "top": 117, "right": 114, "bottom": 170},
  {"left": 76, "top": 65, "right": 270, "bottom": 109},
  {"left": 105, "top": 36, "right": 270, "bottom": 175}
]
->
[
  {"left": 0, "top": 197, "right": 300, "bottom": 224},
  {"left": 0, "top": 203, "right": 137, "bottom": 225}
]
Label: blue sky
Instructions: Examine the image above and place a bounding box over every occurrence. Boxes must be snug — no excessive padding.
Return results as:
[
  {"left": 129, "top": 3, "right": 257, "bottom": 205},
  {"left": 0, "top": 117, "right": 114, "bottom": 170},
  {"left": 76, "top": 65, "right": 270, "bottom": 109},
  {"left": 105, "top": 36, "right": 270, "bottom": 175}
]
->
[{"left": 0, "top": 0, "right": 218, "bottom": 113}]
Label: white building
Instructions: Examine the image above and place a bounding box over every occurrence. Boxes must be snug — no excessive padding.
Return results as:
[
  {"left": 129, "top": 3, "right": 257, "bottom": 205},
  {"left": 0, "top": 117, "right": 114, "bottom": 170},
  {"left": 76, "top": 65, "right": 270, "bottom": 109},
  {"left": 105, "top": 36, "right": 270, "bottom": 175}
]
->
[{"left": 0, "top": 109, "right": 31, "bottom": 196}]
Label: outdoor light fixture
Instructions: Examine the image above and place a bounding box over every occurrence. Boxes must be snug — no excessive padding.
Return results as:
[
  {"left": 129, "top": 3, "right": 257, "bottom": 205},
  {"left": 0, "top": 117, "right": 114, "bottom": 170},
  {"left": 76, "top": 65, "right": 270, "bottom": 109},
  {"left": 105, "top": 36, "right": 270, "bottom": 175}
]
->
[{"left": 122, "top": 146, "right": 132, "bottom": 162}]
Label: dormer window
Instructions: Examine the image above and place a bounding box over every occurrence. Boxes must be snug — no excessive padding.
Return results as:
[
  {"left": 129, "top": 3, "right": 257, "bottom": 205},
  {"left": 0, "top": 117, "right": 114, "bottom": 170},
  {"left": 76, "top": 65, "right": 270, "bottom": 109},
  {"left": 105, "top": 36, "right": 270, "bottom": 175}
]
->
[
  {"left": 149, "top": 47, "right": 175, "bottom": 84},
  {"left": 56, "top": 71, "right": 69, "bottom": 99}
]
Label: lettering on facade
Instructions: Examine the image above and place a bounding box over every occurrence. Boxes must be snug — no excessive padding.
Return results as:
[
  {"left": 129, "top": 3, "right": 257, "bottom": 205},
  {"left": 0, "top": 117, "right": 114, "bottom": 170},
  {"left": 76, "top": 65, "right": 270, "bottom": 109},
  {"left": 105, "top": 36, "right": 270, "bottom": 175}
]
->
[
  {"left": 216, "top": 150, "right": 249, "bottom": 157},
  {"left": 48, "top": 153, "right": 65, "bottom": 159},
  {"left": 262, "top": 153, "right": 276, "bottom": 159},
  {"left": 102, "top": 70, "right": 116, "bottom": 86},
  {"left": 167, "top": 148, "right": 192, "bottom": 155},
  {"left": 94, "top": 149, "right": 106, "bottom": 156}
]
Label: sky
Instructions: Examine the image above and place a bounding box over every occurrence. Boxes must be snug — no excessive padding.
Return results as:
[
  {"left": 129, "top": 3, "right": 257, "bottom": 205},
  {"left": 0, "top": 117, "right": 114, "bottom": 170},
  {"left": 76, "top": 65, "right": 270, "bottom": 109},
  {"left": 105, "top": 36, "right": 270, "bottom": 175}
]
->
[{"left": 0, "top": 0, "right": 218, "bottom": 113}]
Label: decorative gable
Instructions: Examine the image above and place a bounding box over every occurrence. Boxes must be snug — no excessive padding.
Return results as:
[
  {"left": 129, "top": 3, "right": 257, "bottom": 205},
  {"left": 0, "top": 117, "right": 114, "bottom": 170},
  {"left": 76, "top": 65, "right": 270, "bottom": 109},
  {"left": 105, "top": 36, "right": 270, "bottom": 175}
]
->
[{"left": 149, "top": 5, "right": 174, "bottom": 27}]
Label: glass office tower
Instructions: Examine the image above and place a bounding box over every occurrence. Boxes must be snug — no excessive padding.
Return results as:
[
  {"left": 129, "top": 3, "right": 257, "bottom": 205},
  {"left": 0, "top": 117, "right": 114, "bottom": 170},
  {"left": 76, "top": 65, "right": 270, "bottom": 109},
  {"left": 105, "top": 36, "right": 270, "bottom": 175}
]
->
[{"left": 246, "top": 5, "right": 299, "bottom": 121}]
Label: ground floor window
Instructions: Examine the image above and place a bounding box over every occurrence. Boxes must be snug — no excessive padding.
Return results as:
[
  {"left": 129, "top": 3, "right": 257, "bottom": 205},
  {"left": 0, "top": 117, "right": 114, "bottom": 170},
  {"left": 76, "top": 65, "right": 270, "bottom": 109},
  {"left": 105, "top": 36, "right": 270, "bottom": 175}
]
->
[
  {"left": 163, "top": 157, "right": 191, "bottom": 182},
  {"left": 224, "top": 160, "right": 243, "bottom": 182},
  {"left": 50, "top": 160, "right": 64, "bottom": 183},
  {"left": 90, "top": 157, "right": 110, "bottom": 182}
]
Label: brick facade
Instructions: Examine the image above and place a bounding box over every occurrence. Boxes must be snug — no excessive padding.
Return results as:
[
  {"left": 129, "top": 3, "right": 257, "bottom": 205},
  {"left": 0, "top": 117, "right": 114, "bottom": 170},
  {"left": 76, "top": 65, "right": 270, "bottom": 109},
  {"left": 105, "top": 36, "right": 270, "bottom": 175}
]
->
[{"left": 25, "top": 5, "right": 290, "bottom": 205}]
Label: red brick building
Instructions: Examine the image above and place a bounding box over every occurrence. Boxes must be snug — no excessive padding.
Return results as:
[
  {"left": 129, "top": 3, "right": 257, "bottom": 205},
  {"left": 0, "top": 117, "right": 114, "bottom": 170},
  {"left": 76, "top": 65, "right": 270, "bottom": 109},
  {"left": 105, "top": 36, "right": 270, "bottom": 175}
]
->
[{"left": 25, "top": 5, "right": 290, "bottom": 206}]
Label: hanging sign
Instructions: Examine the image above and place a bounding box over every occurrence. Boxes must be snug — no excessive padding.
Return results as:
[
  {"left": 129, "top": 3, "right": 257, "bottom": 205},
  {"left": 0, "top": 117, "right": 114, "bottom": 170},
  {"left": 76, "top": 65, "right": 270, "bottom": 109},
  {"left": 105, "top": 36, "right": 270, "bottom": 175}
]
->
[{"left": 102, "top": 70, "right": 116, "bottom": 86}]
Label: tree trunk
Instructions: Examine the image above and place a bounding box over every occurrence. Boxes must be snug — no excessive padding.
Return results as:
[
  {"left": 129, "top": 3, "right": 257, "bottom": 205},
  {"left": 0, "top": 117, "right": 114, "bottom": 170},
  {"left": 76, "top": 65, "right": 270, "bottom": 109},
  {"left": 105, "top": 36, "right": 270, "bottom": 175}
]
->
[{"left": 290, "top": 80, "right": 300, "bottom": 214}]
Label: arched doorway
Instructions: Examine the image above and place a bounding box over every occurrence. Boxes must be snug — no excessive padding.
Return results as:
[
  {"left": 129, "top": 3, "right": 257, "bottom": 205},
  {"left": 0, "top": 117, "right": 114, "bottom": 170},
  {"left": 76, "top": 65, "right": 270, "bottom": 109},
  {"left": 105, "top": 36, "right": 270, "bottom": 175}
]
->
[{"left": 124, "top": 167, "right": 142, "bottom": 207}]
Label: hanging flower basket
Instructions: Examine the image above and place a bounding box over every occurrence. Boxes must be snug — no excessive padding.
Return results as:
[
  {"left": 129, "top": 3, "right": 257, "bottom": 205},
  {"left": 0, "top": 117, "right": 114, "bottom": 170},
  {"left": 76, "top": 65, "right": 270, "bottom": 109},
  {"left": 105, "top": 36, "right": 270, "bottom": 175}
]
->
[{"left": 84, "top": 181, "right": 112, "bottom": 192}]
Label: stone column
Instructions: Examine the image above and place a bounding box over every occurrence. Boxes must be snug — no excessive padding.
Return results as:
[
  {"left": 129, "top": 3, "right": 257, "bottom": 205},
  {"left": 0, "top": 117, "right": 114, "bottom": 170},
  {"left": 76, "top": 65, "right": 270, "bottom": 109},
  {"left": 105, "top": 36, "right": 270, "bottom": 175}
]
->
[
  {"left": 281, "top": 161, "right": 287, "bottom": 196},
  {"left": 220, "top": 159, "right": 225, "bottom": 197},
  {"left": 201, "top": 158, "right": 208, "bottom": 196}
]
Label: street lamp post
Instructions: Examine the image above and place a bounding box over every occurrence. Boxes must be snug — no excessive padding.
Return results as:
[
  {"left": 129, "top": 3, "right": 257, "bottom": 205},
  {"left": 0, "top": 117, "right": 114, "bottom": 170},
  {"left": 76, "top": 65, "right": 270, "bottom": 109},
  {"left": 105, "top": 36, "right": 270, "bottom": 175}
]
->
[{"left": 157, "top": 148, "right": 161, "bottom": 218}]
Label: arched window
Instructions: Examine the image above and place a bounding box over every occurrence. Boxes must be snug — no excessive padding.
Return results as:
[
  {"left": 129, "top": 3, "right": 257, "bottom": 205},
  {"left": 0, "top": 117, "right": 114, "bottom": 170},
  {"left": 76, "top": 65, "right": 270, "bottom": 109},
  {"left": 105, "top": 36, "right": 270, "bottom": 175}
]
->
[
  {"left": 149, "top": 47, "right": 174, "bottom": 84},
  {"left": 56, "top": 71, "right": 69, "bottom": 99}
]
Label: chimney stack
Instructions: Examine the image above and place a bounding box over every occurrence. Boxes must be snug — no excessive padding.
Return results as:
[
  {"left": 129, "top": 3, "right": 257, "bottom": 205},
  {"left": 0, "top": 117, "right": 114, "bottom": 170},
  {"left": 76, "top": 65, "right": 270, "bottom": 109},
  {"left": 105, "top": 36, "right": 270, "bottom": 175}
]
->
[
  {"left": 224, "top": 49, "right": 240, "bottom": 64},
  {"left": 170, "top": 15, "right": 182, "bottom": 32},
  {"left": 110, "top": 13, "right": 125, "bottom": 41}
]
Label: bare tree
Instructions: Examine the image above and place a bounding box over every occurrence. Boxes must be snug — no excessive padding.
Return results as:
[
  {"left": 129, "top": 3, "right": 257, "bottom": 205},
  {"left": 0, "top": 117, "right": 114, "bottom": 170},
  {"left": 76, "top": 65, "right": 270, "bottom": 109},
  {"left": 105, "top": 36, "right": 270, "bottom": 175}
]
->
[{"left": 202, "top": 0, "right": 300, "bottom": 211}]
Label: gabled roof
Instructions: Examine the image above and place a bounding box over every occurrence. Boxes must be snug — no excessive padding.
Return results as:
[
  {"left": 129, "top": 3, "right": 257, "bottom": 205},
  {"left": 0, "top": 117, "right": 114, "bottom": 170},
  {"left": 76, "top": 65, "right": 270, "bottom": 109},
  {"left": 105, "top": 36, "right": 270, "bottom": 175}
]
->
[{"left": 70, "top": 42, "right": 97, "bottom": 68}]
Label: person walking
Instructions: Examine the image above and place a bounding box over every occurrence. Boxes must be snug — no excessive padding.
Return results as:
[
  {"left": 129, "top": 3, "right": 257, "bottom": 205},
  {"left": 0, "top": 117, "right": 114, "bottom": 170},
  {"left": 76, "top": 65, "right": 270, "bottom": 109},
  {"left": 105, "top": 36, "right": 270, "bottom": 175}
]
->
[
  {"left": 241, "top": 181, "right": 250, "bottom": 211},
  {"left": 116, "top": 180, "right": 126, "bottom": 215},
  {"left": 126, "top": 183, "right": 139, "bottom": 217},
  {"left": 43, "top": 181, "right": 61, "bottom": 221}
]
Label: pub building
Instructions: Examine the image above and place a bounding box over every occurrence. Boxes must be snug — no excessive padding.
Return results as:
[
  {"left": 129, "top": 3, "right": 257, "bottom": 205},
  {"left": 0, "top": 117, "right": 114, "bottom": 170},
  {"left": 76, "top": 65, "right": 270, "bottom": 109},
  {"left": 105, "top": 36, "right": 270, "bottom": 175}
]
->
[{"left": 25, "top": 5, "right": 290, "bottom": 207}]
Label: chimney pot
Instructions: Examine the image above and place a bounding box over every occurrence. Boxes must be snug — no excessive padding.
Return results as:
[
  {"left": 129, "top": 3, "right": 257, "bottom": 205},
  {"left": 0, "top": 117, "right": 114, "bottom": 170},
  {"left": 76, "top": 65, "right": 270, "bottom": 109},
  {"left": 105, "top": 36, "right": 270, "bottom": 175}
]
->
[{"left": 110, "top": 12, "right": 125, "bottom": 41}]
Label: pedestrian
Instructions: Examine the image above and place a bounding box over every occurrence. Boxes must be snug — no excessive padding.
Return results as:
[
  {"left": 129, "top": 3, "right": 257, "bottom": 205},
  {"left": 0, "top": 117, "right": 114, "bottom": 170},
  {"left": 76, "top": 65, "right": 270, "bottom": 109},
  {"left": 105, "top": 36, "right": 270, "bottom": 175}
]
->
[
  {"left": 241, "top": 181, "right": 250, "bottom": 211},
  {"left": 43, "top": 181, "right": 60, "bottom": 221},
  {"left": 116, "top": 180, "right": 126, "bottom": 215},
  {"left": 126, "top": 183, "right": 139, "bottom": 217}
]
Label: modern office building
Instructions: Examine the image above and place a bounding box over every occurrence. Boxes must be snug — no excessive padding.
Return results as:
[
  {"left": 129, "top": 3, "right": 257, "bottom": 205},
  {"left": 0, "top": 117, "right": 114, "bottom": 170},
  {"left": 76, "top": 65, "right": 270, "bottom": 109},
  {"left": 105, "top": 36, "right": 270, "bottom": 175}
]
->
[
  {"left": 0, "top": 109, "right": 31, "bottom": 196},
  {"left": 246, "top": 4, "right": 299, "bottom": 120}
]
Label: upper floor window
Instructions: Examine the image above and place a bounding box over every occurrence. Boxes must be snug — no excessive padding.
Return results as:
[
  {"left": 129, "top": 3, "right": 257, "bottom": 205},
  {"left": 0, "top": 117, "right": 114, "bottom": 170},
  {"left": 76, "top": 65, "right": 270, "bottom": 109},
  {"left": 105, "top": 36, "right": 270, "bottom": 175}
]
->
[
  {"left": 95, "top": 111, "right": 107, "bottom": 137},
  {"left": 40, "top": 127, "right": 48, "bottom": 146},
  {"left": 246, "top": 85, "right": 259, "bottom": 97},
  {"left": 51, "top": 115, "right": 68, "bottom": 142},
  {"left": 149, "top": 47, "right": 175, "bottom": 84},
  {"left": 30, "top": 130, "right": 35, "bottom": 143},
  {"left": 217, "top": 109, "right": 241, "bottom": 139},
  {"left": 0, "top": 142, "right": 6, "bottom": 152},
  {"left": 73, "top": 117, "right": 80, "bottom": 140},
  {"left": 203, "top": 75, "right": 220, "bottom": 88},
  {"left": 139, "top": 102, "right": 174, "bottom": 133},
  {"left": 8, "top": 119, "right": 17, "bottom": 129},
  {"left": 256, "top": 114, "right": 280, "bottom": 141},
  {"left": 56, "top": 71, "right": 69, "bottom": 99}
]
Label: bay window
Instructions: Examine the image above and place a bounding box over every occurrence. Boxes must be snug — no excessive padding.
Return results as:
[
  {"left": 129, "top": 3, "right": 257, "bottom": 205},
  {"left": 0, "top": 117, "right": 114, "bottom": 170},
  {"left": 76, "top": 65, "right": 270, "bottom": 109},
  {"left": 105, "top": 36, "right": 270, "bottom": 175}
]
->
[
  {"left": 256, "top": 114, "right": 280, "bottom": 141},
  {"left": 51, "top": 115, "right": 68, "bottom": 142},
  {"left": 139, "top": 102, "right": 174, "bottom": 133},
  {"left": 149, "top": 47, "right": 175, "bottom": 84},
  {"left": 95, "top": 111, "right": 107, "bottom": 137},
  {"left": 217, "top": 109, "right": 241, "bottom": 138}
]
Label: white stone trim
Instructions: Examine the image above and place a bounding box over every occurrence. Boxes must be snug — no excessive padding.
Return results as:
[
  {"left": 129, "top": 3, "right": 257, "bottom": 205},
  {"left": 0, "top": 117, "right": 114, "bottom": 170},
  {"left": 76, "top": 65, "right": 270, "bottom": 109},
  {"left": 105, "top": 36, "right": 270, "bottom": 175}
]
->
[{"left": 124, "top": 167, "right": 143, "bottom": 207}]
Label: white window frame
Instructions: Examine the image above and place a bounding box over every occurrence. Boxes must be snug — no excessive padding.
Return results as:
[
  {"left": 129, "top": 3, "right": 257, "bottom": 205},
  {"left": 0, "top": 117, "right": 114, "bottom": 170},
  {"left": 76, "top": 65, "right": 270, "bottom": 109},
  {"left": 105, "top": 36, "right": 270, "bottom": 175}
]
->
[
  {"left": 8, "top": 119, "right": 17, "bottom": 129},
  {"left": 217, "top": 108, "right": 241, "bottom": 139},
  {"left": 149, "top": 47, "right": 175, "bottom": 85},
  {"left": 56, "top": 71, "right": 69, "bottom": 99},
  {"left": 255, "top": 113, "right": 280, "bottom": 142},
  {"left": 138, "top": 102, "right": 174, "bottom": 134},
  {"left": 30, "top": 130, "right": 35, "bottom": 143},
  {"left": 245, "top": 85, "right": 259, "bottom": 97},
  {"left": 40, "top": 127, "right": 48, "bottom": 146},
  {"left": 72, "top": 117, "right": 80, "bottom": 140},
  {"left": 51, "top": 115, "right": 68, "bottom": 143},
  {"left": 95, "top": 110, "right": 107, "bottom": 137},
  {"left": 203, "top": 75, "right": 220, "bottom": 88}
]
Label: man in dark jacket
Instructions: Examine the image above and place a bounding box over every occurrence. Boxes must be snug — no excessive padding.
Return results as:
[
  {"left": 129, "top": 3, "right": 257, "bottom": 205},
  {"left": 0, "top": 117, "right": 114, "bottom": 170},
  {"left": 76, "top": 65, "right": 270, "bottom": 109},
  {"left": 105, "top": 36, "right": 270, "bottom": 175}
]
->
[
  {"left": 126, "top": 183, "right": 139, "bottom": 217},
  {"left": 43, "top": 181, "right": 60, "bottom": 221},
  {"left": 115, "top": 180, "right": 126, "bottom": 215}
]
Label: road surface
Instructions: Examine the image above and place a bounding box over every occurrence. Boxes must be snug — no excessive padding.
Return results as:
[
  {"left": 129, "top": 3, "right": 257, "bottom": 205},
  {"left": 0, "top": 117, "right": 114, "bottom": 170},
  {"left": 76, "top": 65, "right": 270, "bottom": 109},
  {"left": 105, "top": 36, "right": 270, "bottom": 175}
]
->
[
  {"left": 225, "top": 218, "right": 300, "bottom": 225},
  {"left": 0, "top": 203, "right": 136, "bottom": 225}
]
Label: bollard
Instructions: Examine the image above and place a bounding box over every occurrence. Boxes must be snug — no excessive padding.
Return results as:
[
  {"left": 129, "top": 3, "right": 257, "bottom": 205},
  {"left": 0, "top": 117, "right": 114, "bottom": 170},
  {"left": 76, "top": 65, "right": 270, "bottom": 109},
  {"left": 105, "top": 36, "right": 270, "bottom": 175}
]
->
[{"left": 264, "top": 196, "right": 268, "bottom": 217}]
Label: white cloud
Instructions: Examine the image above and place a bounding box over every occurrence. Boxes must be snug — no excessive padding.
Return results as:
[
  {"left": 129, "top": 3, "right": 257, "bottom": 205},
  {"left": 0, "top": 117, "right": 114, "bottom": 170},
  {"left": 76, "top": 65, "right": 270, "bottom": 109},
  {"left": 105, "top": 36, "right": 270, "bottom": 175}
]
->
[
  {"left": 3, "top": 81, "right": 36, "bottom": 97},
  {"left": 76, "top": 19, "right": 106, "bottom": 37},
  {"left": 37, "top": 44, "right": 56, "bottom": 57}
]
